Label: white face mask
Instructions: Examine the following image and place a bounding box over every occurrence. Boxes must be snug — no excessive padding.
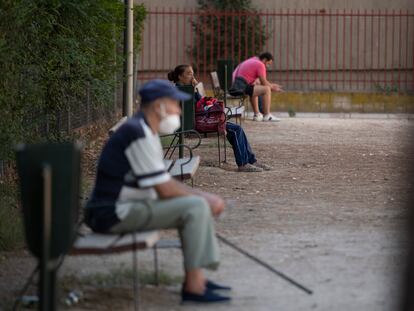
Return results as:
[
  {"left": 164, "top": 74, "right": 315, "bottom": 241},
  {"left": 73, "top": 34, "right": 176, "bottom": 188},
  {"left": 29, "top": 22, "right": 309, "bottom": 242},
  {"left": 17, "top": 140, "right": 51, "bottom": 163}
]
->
[{"left": 158, "top": 103, "right": 181, "bottom": 134}]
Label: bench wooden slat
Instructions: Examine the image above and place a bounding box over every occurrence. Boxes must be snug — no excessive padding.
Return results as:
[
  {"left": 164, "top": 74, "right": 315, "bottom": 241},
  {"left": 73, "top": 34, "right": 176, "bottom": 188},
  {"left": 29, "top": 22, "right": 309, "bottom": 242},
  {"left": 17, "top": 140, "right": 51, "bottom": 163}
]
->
[
  {"left": 108, "top": 116, "right": 128, "bottom": 136},
  {"left": 163, "top": 159, "right": 174, "bottom": 171},
  {"left": 70, "top": 231, "right": 160, "bottom": 255},
  {"left": 155, "top": 239, "right": 181, "bottom": 249},
  {"left": 228, "top": 105, "right": 245, "bottom": 116},
  {"left": 169, "top": 156, "right": 200, "bottom": 180}
]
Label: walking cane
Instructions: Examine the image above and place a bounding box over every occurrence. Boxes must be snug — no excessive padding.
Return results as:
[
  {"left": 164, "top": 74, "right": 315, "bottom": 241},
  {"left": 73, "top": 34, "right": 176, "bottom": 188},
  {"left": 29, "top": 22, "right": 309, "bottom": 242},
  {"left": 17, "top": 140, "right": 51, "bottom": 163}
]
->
[{"left": 216, "top": 233, "right": 313, "bottom": 295}]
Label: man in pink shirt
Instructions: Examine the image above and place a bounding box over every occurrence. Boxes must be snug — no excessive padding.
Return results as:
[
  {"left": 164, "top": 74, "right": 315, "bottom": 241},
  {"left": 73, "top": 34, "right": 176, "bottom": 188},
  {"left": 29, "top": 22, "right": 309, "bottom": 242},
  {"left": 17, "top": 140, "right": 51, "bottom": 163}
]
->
[{"left": 231, "top": 52, "right": 283, "bottom": 122}]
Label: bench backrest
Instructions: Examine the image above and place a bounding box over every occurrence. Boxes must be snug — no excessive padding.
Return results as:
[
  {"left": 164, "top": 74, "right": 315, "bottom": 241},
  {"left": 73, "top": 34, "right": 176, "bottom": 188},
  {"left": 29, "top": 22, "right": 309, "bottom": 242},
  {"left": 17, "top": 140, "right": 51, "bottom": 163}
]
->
[
  {"left": 210, "top": 72, "right": 222, "bottom": 98},
  {"left": 195, "top": 82, "right": 206, "bottom": 98},
  {"left": 217, "top": 59, "right": 234, "bottom": 92},
  {"left": 176, "top": 84, "right": 195, "bottom": 131}
]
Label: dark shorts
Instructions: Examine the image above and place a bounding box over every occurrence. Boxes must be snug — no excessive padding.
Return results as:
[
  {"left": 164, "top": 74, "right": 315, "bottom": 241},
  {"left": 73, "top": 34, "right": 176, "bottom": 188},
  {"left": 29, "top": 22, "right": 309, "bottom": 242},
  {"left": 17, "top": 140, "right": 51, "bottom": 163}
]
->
[
  {"left": 229, "top": 76, "right": 254, "bottom": 97},
  {"left": 244, "top": 84, "right": 254, "bottom": 97}
]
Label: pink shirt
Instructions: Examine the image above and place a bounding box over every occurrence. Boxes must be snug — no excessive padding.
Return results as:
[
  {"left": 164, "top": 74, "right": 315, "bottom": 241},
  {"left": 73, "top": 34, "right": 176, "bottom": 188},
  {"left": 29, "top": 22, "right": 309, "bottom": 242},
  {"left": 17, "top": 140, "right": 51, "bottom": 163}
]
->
[{"left": 232, "top": 56, "right": 266, "bottom": 84}]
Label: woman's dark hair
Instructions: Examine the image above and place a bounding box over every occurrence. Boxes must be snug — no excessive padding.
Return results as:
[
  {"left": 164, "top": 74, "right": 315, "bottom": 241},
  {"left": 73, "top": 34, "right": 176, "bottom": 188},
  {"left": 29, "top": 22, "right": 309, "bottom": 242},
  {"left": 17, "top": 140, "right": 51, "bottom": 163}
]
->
[
  {"left": 258, "top": 52, "right": 273, "bottom": 61},
  {"left": 167, "top": 64, "right": 190, "bottom": 83}
]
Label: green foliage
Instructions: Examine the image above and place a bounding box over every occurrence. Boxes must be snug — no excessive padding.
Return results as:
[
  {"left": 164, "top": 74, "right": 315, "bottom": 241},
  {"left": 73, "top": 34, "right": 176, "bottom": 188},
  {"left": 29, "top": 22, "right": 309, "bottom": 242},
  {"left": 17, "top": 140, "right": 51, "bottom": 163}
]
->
[
  {"left": 192, "top": 0, "right": 267, "bottom": 71},
  {"left": 374, "top": 83, "right": 399, "bottom": 95},
  {"left": 0, "top": 1, "right": 147, "bottom": 161}
]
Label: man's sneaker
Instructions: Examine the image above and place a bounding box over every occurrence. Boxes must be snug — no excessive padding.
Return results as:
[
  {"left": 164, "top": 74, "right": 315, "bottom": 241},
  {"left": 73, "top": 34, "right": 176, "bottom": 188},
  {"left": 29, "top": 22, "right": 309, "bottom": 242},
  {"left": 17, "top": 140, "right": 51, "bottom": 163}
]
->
[
  {"left": 181, "top": 288, "right": 231, "bottom": 304},
  {"left": 253, "top": 113, "right": 263, "bottom": 121},
  {"left": 206, "top": 280, "right": 232, "bottom": 291},
  {"left": 263, "top": 114, "right": 280, "bottom": 122},
  {"left": 238, "top": 163, "right": 263, "bottom": 172},
  {"left": 253, "top": 162, "right": 273, "bottom": 171}
]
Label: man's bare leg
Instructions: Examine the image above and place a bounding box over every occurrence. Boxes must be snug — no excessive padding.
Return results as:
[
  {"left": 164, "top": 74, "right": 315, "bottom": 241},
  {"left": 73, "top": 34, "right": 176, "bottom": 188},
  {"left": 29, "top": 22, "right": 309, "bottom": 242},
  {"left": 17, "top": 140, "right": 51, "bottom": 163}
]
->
[
  {"left": 184, "top": 269, "right": 206, "bottom": 294},
  {"left": 249, "top": 95, "right": 259, "bottom": 114},
  {"left": 252, "top": 85, "right": 271, "bottom": 115}
]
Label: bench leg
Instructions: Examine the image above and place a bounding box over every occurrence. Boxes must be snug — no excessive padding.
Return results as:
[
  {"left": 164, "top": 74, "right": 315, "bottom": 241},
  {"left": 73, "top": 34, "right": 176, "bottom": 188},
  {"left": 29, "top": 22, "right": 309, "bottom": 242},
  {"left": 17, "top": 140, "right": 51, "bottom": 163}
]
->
[
  {"left": 153, "top": 245, "right": 159, "bottom": 286},
  {"left": 217, "top": 132, "right": 221, "bottom": 165},
  {"left": 132, "top": 233, "right": 140, "bottom": 311}
]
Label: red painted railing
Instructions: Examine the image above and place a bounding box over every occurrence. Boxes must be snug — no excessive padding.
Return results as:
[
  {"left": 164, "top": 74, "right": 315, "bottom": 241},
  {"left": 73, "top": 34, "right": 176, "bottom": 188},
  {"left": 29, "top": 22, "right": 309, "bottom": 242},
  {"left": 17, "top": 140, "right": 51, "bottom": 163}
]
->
[{"left": 137, "top": 9, "right": 414, "bottom": 93}]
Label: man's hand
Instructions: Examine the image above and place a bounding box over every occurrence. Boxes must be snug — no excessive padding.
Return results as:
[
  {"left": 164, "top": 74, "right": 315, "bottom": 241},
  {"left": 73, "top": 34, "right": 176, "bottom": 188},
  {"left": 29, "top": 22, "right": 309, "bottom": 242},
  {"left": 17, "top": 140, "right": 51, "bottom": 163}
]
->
[
  {"left": 191, "top": 77, "right": 199, "bottom": 87},
  {"left": 270, "top": 83, "right": 283, "bottom": 92},
  {"left": 156, "top": 179, "right": 225, "bottom": 217},
  {"left": 201, "top": 192, "right": 225, "bottom": 217}
]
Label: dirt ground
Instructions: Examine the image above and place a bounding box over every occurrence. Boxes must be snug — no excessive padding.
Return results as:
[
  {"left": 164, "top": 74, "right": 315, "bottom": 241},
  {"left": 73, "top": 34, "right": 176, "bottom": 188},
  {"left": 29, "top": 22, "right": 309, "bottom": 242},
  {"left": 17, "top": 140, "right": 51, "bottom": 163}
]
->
[{"left": 1, "top": 115, "right": 413, "bottom": 311}]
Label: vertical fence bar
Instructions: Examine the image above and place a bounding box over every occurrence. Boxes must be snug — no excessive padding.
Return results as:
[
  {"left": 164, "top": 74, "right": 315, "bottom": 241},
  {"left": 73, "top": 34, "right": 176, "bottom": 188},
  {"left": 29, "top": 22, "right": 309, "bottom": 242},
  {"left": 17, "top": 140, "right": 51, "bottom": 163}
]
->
[
  {"left": 371, "top": 9, "right": 375, "bottom": 90},
  {"left": 349, "top": 9, "right": 353, "bottom": 90},
  {"left": 265, "top": 9, "right": 269, "bottom": 53},
  {"left": 169, "top": 8, "right": 173, "bottom": 74},
  {"left": 363, "top": 9, "right": 367, "bottom": 90},
  {"left": 189, "top": 9, "right": 194, "bottom": 66},
  {"left": 280, "top": 9, "right": 284, "bottom": 85},
  {"left": 140, "top": 12, "right": 146, "bottom": 79},
  {"left": 252, "top": 12, "right": 256, "bottom": 57},
  {"left": 155, "top": 7, "right": 159, "bottom": 78},
  {"left": 238, "top": 11, "right": 242, "bottom": 64},
  {"left": 148, "top": 11, "right": 153, "bottom": 79},
  {"left": 203, "top": 12, "right": 207, "bottom": 79},
  {"left": 176, "top": 10, "right": 179, "bottom": 66},
  {"left": 293, "top": 9, "right": 297, "bottom": 89},
  {"left": 314, "top": 9, "right": 318, "bottom": 90},
  {"left": 391, "top": 10, "right": 395, "bottom": 90},
  {"left": 307, "top": 9, "right": 311, "bottom": 89},
  {"left": 328, "top": 9, "right": 332, "bottom": 89},
  {"left": 183, "top": 8, "right": 187, "bottom": 64},
  {"left": 405, "top": 10, "right": 414, "bottom": 90},
  {"left": 217, "top": 12, "right": 221, "bottom": 61},
  {"left": 412, "top": 12, "right": 414, "bottom": 90},
  {"left": 356, "top": 9, "right": 360, "bottom": 90},
  {"left": 210, "top": 12, "right": 214, "bottom": 76},
  {"left": 384, "top": 9, "right": 388, "bottom": 87},
  {"left": 244, "top": 13, "right": 248, "bottom": 59},
  {"left": 398, "top": 10, "right": 403, "bottom": 91},
  {"left": 300, "top": 9, "right": 304, "bottom": 88},
  {"left": 336, "top": 9, "right": 339, "bottom": 90},
  {"left": 406, "top": 10, "right": 409, "bottom": 90},
  {"left": 273, "top": 9, "right": 277, "bottom": 82},
  {"left": 321, "top": 10, "right": 325, "bottom": 89},
  {"left": 286, "top": 9, "right": 290, "bottom": 88},
  {"left": 256, "top": 12, "right": 258, "bottom": 56},
  {"left": 224, "top": 11, "right": 228, "bottom": 59},
  {"left": 377, "top": 9, "right": 381, "bottom": 87},
  {"left": 196, "top": 10, "right": 200, "bottom": 72},
  {"left": 342, "top": 9, "right": 346, "bottom": 90},
  {"left": 161, "top": 8, "right": 165, "bottom": 74},
  {"left": 231, "top": 10, "right": 235, "bottom": 62}
]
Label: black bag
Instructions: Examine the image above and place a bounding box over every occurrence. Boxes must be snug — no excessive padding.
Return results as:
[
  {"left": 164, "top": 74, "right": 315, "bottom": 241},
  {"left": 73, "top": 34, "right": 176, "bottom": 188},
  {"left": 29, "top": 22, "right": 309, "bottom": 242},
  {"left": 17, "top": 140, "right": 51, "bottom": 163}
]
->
[{"left": 229, "top": 77, "right": 248, "bottom": 96}]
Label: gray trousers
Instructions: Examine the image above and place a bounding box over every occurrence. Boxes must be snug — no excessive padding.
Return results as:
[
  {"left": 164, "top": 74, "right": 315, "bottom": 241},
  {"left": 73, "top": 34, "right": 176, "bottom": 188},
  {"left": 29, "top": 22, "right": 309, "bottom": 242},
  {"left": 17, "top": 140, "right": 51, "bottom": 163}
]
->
[{"left": 110, "top": 195, "right": 220, "bottom": 271}]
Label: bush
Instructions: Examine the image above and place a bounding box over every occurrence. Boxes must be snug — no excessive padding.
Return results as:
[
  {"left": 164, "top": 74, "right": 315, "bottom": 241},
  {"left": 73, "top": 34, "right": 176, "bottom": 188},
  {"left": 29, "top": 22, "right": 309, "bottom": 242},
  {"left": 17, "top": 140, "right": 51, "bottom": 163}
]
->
[
  {"left": 192, "top": 0, "right": 267, "bottom": 71},
  {"left": 0, "top": 0, "right": 147, "bottom": 251},
  {"left": 0, "top": 0, "right": 146, "bottom": 162}
]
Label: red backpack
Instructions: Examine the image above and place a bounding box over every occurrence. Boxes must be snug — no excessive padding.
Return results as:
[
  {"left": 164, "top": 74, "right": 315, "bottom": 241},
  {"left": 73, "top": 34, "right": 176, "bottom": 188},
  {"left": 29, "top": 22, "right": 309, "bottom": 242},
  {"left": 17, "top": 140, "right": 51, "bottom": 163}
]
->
[{"left": 194, "top": 97, "right": 226, "bottom": 133}]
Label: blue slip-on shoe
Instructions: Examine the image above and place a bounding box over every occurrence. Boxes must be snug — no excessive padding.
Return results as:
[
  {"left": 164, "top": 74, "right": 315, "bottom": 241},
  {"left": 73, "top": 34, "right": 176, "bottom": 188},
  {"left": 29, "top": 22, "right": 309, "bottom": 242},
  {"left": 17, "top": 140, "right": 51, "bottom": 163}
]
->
[
  {"left": 181, "top": 288, "right": 231, "bottom": 304},
  {"left": 206, "top": 280, "right": 232, "bottom": 291}
]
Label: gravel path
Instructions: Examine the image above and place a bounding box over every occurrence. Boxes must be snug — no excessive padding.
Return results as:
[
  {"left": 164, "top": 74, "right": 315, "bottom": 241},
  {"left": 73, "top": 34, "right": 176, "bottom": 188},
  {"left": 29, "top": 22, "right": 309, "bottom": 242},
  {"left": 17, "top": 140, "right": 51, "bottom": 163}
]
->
[{"left": 1, "top": 116, "right": 413, "bottom": 311}]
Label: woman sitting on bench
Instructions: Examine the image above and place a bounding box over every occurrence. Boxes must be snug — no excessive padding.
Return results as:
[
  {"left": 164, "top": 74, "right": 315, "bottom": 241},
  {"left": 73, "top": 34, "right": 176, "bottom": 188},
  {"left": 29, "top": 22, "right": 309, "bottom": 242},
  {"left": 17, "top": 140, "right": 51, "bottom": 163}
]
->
[{"left": 168, "top": 64, "right": 272, "bottom": 172}]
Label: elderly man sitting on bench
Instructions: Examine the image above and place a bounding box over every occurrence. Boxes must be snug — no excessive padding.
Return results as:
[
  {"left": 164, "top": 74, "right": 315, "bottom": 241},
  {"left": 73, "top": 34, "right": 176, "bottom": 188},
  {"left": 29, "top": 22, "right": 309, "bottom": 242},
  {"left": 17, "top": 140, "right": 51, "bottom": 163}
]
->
[{"left": 84, "top": 79, "right": 231, "bottom": 303}]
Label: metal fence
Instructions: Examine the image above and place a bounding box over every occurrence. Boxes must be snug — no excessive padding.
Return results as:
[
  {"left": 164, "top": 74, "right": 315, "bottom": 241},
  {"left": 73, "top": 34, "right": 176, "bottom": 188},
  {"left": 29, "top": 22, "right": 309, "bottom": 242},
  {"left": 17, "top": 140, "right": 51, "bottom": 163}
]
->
[
  {"left": 137, "top": 9, "right": 414, "bottom": 92},
  {"left": 0, "top": 86, "right": 119, "bottom": 178}
]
